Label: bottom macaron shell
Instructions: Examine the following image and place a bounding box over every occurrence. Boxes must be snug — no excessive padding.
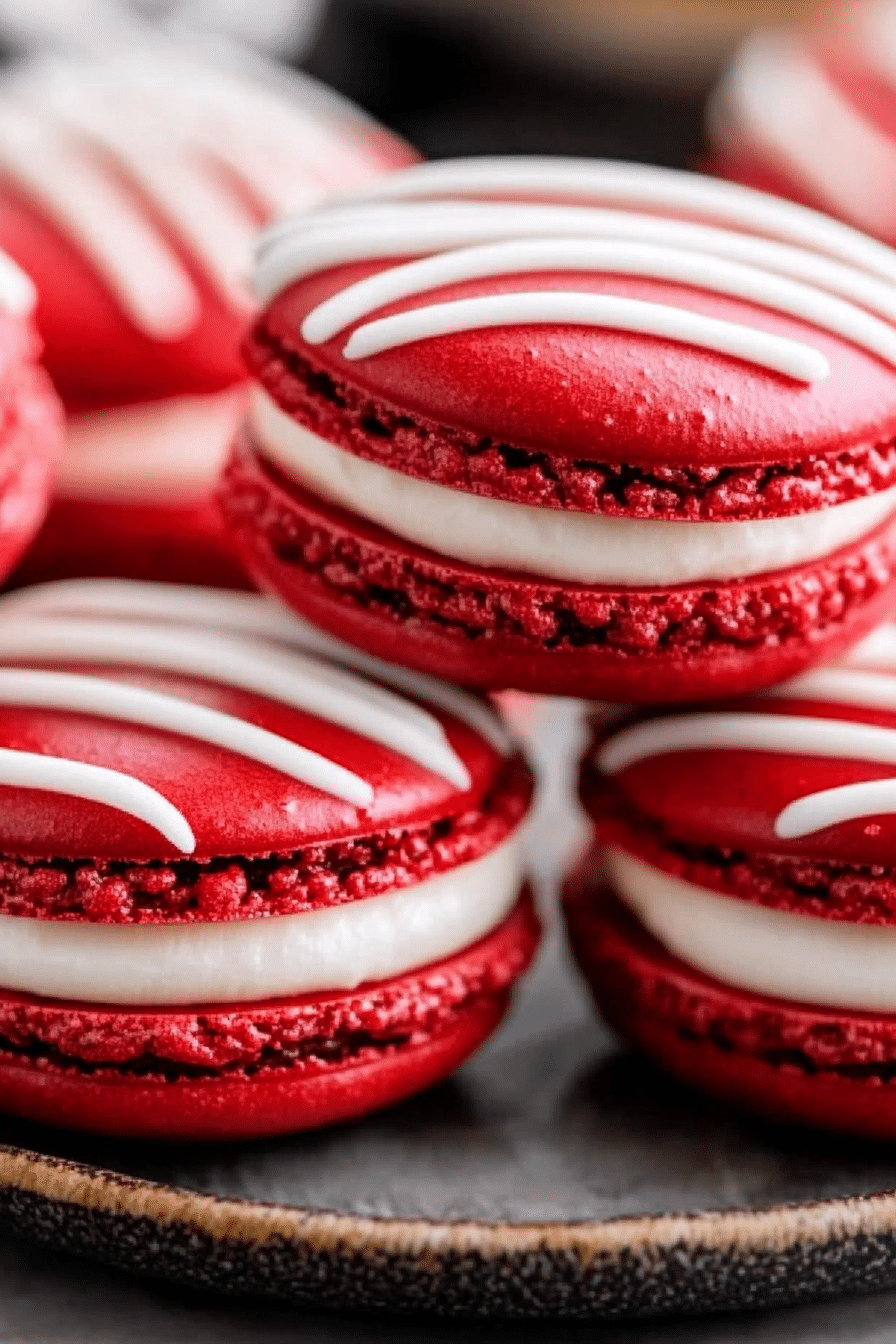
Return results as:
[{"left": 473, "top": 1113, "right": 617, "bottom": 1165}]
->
[
  {"left": 220, "top": 444, "right": 896, "bottom": 700},
  {"left": 0, "top": 892, "right": 539, "bottom": 1140},
  {"left": 564, "top": 870, "right": 896, "bottom": 1139},
  {"left": 10, "top": 495, "right": 252, "bottom": 590},
  {"left": 0, "top": 365, "right": 63, "bottom": 584}
]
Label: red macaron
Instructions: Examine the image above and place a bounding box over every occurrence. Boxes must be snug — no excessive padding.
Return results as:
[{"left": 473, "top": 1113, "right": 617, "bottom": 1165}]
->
[
  {"left": 0, "top": 48, "right": 416, "bottom": 588},
  {"left": 223, "top": 156, "right": 896, "bottom": 701},
  {"left": 0, "top": 577, "right": 535, "bottom": 1140},
  {"left": 710, "top": 0, "right": 896, "bottom": 243},
  {"left": 566, "top": 625, "right": 896, "bottom": 1137}
]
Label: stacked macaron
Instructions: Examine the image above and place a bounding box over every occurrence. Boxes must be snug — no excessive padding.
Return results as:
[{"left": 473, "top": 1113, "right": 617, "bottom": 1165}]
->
[
  {"left": 0, "top": 578, "right": 535, "bottom": 1139},
  {"left": 710, "top": 0, "right": 896, "bottom": 243},
  {"left": 222, "top": 155, "right": 896, "bottom": 702},
  {"left": 566, "top": 628, "right": 896, "bottom": 1137},
  {"left": 0, "top": 46, "right": 415, "bottom": 588}
]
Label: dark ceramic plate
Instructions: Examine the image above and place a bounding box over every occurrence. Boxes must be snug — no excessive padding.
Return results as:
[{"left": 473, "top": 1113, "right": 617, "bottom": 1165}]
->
[{"left": 4, "top": 704, "right": 896, "bottom": 1322}]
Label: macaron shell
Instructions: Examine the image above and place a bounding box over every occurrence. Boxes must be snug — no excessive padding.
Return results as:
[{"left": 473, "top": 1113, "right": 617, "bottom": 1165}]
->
[
  {"left": 0, "top": 181, "right": 246, "bottom": 406},
  {"left": 565, "top": 871, "right": 896, "bottom": 1139},
  {"left": 0, "top": 891, "right": 538, "bottom": 1139},
  {"left": 592, "top": 690, "right": 896, "bottom": 867},
  {"left": 256, "top": 260, "right": 896, "bottom": 468},
  {"left": 220, "top": 442, "right": 896, "bottom": 699},
  {"left": 0, "top": 661, "right": 508, "bottom": 859}
]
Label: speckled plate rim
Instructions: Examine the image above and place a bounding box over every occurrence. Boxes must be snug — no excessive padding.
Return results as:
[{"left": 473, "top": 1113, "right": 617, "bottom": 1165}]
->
[{"left": 3, "top": 1142, "right": 896, "bottom": 1320}]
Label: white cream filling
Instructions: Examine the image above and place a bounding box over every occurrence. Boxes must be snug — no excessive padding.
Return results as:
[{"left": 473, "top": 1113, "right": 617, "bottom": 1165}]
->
[
  {"left": 250, "top": 390, "right": 896, "bottom": 586},
  {"left": 608, "top": 844, "right": 896, "bottom": 1013},
  {"left": 59, "top": 389, "right": 245, "bottom": 504},
  {"left": 0, "top": 837, "right": 522, "bottom": 1006}
]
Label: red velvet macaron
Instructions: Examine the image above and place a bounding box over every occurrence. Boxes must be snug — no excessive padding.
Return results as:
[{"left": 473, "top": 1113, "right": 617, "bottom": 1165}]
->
[
  {"left": 0, "top": 577, "right": 535, "bottom": 1140},
  {"left": 0, "top": 48, "right": 416, "bottom": 588},
  {"left": 566, "top": 626, "right": 896, "bottom": 1137},
  {"left": 224, "top": 156, "right": 896, "bottom": 701},
  {"left": 710, "top": 0, "right": 896, "bottom": 242}
]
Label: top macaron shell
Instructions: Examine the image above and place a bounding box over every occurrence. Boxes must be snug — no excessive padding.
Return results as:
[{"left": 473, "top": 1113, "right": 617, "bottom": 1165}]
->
[
  {"left": 256, "top": 257, "right": 896, "bottom": 483},
  {"left": 585, "top": 663, "right": 896, "bottom": 873},
  {"left": 248, "top": 159, "right": 896, "bottom": 519},
  {"left": 0, "top": 662, "right": 502, "bottom": 861}
]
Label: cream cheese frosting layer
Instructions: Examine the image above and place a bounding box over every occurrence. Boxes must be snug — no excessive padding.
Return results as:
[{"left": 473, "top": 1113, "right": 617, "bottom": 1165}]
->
[
  {"left": 608, "top": 844, "right": 896, "bottom": 1012},
  {"left": 0, "top": 837, "right": 522, "bottom": 1006},
  {"left": 250, "top": 390, "right": 896, "bottom": 586}
]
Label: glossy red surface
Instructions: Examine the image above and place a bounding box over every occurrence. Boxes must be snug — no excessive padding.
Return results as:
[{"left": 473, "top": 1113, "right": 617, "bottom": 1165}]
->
[
  {"left": 1, "top": 754, "right": 531, "bottom": 922},
  {"left": 0, "top": 891, "right": 539, "bottom": 1139},
  {"left": 253, "top": 257, "right": 896, "bottom": 475},
  {"left": 0, "top": 654, "right": 516, "bottom": 860},
  {"left": 584, "top": 693, "right": 896, "bottom": 868},
  {"left": 565, "top": 869, "right": 896, "bottom": 1138},
  {"left": 220, "top": 442, "right": 896, "bottom": 699}
]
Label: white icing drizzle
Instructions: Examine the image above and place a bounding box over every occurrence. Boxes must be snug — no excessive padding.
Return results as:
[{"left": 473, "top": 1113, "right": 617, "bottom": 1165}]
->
[
  {"left": 0, "top": 247, "right": 34, "bottom": 317},
  {"left": 0, "top": 48, "right": 397, "bottom": 335},
  {"left": 256, "top": 200, "right": 896, "bottom": 324},
  {"left": 0, "top": 667, "right": 373, "bottom": 812},
  {"left": 0, "top": 100, "right": 198, "bottom": 338},
  {"left": 0, "top": 579, "right": 500, "bottom": 852},
  {"left": 775, "top": 780, "right": 896, "bottom": 841},
  {"left": 843, "top": 621, "right": 896, "bottom": 669},
  {"left": 0, "top": 578, "right": 511, "bottom": 753},
  {"left": 301, "top": 237, "right": 896, "bottom": 362},
  {"left": 599, "top": 711, "right": 896, "bottom": 776},
  {"left": 0, "top": 620, "right": 471, "bottom": 791},
  {"left": 599, "top": 710, "right": 896, "bottom": 839},
  {"left": 258, "top": 161, "right": 896, "bottom": 379},
  {"left": 337, "top": 156, "right": 896, "bottom": 283},
  {"left": 341, "top": 290, "right": 829, "bottom": 382},
  {"left": 0, "top": 746, "right": 194, "bottom": 852},
  {"left": 765, "top": 666, "right": 896, "bottom": 714}
]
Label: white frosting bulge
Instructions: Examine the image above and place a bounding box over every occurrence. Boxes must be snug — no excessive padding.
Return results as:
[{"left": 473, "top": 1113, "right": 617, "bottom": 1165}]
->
[
  {"left": 250, "top": 390, "right": 896, "bottom": 586},
  {"left": 608, "top": 844, "right": 896, "bottom": 1013},
  {"left": 58, "top": 389, "right": 245, "bottom": 503},
  {"left": 0, "top": 837, "right": 522, "bottom": 1005}
]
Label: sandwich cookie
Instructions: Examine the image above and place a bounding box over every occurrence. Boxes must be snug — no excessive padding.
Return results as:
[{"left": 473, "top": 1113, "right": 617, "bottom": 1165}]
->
[
  {"left": 0, "top": 47, "right": 416, "bottom": 587},
  {"left": 0, "top": 578, "right": 535, "bottom": 1139},
  {"left": 566, "top": 633, "right": 896, "bottom": 1136},
  {"left": 710, "top": 0, "right": 896, "bottom": 243},
  {"left": 225, "top": 156, "right": 896, "bottom": 701}
]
